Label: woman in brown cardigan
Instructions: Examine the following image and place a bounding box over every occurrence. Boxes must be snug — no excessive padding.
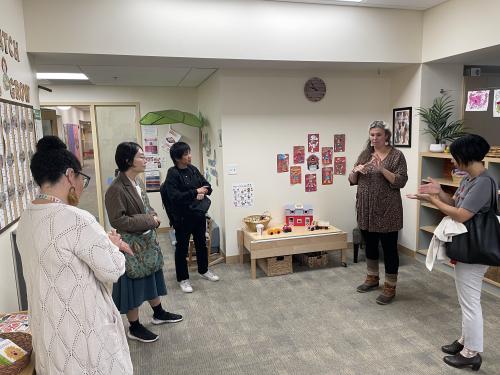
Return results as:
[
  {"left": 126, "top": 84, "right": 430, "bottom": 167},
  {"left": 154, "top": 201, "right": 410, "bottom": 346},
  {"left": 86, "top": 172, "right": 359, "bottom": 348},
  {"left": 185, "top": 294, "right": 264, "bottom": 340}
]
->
[
  {"left": 348, "top": 121, "right": 408, "bottom": 305},
  {"left": 105, "top": 142, "right": 182, "bottom": 343}
]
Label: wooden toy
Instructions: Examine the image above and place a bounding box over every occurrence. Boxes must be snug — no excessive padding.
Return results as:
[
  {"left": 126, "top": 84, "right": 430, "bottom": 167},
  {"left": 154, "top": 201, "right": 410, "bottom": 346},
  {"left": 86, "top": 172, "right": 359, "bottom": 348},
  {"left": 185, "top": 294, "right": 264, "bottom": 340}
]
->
[
  {"left": 267, "top": 227, "right": 282, "bottom": 235},
  {"left": 284, "top": 204, "right": 313, "bottom": 226}
]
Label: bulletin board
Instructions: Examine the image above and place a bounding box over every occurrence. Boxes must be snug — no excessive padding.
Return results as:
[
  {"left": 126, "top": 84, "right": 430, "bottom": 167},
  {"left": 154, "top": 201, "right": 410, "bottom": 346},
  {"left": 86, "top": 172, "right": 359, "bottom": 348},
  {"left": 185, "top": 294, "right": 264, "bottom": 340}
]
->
[{"left": 0, "top": 98, "right": 38, "bottom": 234}]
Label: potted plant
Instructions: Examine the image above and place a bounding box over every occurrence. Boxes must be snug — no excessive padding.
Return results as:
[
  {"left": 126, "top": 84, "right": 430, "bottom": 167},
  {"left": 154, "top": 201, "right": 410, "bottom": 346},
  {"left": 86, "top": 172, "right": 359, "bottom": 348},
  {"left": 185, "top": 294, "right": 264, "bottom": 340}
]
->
[{"left": 417, "top": 94, "right": 467, "bottom": 152}]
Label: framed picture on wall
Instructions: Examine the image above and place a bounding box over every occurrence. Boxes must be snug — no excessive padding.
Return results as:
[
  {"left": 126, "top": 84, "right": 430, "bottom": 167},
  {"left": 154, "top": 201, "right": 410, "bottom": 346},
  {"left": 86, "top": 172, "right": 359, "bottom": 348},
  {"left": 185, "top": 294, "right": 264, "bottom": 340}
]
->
[{"left": 392, "top": 107, "right": 412, "bottom": 148}]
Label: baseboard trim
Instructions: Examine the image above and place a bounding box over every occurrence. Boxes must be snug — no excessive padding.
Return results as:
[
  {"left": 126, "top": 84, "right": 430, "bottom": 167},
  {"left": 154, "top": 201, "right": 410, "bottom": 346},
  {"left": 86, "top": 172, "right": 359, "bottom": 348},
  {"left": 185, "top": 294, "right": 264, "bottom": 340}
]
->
[{"left": 398, "top": 244, "right": 415, "bottom": 258}]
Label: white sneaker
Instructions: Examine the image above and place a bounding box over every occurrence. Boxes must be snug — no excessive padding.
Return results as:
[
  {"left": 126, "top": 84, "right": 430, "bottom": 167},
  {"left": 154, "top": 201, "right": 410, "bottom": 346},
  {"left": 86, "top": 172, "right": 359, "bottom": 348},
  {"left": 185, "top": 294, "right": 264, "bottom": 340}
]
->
[
  {"left": 179, "top": 279, "right": 193, "bottom": 293},
  {"left": 200, "top": 269, "right": 220, "bottom": 282}
]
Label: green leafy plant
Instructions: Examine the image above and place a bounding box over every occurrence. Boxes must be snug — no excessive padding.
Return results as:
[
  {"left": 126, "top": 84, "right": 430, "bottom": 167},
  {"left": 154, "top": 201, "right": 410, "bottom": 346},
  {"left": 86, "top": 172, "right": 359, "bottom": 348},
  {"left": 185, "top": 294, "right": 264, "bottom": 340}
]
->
[{"left": 417, "top": 94, "right": 467, "bottom": 144}]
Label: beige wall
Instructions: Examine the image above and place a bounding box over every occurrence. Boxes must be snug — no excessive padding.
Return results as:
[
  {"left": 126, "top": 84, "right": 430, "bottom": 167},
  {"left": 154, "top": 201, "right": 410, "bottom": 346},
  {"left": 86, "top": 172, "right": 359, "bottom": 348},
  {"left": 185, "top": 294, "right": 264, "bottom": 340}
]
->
[
  {"left": 422, "top": 0, "right": 500, "bottom": 62},
  {"left": 0, "top": 0, "right": 39, "bottom": 312},
  {"left": 23, "top": 0, "right": 423, "bottom": 63},
  {"left": 39, "top": 86, "right": 200, "bottom": 227},
  {"left": 218, "top": 69, "right": 393, "bottom": 257}
]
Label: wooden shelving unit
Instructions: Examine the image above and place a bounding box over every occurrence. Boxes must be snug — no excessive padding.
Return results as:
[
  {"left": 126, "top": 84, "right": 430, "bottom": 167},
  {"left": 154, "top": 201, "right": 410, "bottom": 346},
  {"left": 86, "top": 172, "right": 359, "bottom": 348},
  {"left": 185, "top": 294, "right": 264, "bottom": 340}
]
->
[{"left": 417, "top": 152, "right": 500, "bottom": 287}]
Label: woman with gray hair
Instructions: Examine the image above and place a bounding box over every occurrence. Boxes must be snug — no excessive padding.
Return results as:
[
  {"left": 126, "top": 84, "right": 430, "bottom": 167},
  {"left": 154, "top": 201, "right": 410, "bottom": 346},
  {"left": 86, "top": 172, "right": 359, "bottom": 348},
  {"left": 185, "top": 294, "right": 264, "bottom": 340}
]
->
[{"left": 348, "top": 121, "right": 408, "bottom": 304}]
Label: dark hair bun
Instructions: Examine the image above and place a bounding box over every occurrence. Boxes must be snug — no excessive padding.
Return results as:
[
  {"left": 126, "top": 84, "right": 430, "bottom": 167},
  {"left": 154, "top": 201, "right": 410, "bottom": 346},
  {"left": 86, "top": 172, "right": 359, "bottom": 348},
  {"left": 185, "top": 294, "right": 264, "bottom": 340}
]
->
[{"left": 36, "top": 136, "right": 67, "bottom": 153}]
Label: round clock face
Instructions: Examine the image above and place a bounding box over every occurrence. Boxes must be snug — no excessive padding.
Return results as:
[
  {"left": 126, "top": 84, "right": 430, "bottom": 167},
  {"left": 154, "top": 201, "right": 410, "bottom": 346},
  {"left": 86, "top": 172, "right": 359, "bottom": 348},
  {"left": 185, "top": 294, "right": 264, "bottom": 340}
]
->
[{"left": 304, "top": 77, "right": 326, "bottom": 102}]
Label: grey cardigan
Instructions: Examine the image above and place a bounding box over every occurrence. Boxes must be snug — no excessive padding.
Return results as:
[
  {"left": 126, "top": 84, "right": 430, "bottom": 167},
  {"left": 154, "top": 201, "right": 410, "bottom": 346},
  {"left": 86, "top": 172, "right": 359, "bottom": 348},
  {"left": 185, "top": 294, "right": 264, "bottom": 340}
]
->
[{"left": 105, "top": 172, "right": 158, "bottom": 234}]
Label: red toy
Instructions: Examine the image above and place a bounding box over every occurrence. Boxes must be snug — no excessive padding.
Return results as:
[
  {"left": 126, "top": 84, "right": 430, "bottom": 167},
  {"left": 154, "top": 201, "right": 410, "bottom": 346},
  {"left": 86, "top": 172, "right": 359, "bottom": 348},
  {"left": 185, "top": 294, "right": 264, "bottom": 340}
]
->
[{"left": 282, "top": 225, "right": 292, "bottom": 233}]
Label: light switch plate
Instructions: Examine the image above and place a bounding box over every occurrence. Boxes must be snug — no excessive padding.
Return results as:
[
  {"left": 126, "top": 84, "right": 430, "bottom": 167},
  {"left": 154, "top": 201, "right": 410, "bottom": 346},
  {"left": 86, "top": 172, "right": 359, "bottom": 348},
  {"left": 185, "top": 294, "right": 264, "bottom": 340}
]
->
[{"left": 227, "top": 164, "right": 237, "bottom": 175}]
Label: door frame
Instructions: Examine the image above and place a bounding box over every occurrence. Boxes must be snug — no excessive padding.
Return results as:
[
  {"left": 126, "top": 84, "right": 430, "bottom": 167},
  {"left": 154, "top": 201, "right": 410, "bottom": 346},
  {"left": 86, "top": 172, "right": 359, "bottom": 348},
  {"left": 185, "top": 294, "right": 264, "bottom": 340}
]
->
[{"left": 39, "top": 102, "right": 141, "bottom": 226}]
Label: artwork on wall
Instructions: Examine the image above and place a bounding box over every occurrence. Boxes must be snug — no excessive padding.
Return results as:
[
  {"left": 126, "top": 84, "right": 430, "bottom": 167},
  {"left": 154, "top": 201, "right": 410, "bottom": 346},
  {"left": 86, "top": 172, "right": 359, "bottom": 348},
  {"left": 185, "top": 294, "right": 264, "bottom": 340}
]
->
[
  {"left": 322, "top": 167, "right": 333, "bottom": 185},
  {"left": 277, "top": 153, "right": 289, "bottom": 173},
  {"left": 306, "top": 154, "right": 319, "bottom": 172},
  {"left": 232, "top": 183, "right": 254, "bottom": 208},
  {"left": 293, "top": 146, "right": 305, "bottom": 164},
  {"left": 290, "top": 166, "right": 301, "bottom": 185},
  {"left": 65, "top": 124, "right": 82, "bottom": 163},
  {"left": 0, "top": 98, "right": 37, "bottom": 234},
  {"left": 163, "top": 128, "right": 181, "bottom": 150},
  {"left": 493, "top": 89, "right": 500, "bottom": 118},
  {"left": 321, "top": 147, "right": 332, "bottom": 165},
  {"left": 392, "top": 107, "right": 412, "bottom": 148},
  {"left": 465, "top": 90, "right": 489, "bottom": 112},
  {"left": 334, "top": 134, "right": 345, "bottom": 152},
  {"left": 305, "top": 174, "right": 317, "bottom": 192},
  {"left": 143, "top": 126, "right": 158, "bottom": 155},
  {"left": 334, "top": 157, "right": 346, "bottom": 175},
  {"left": 308, "top": 134, "right": 319, "bottom": 153}
]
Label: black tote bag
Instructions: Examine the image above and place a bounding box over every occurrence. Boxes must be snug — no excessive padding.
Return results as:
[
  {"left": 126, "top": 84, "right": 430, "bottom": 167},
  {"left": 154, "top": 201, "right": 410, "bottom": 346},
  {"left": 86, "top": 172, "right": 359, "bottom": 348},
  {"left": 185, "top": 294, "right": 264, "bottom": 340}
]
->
[{"left": 445, "top": 176, "right": 500, "bottom": 266}]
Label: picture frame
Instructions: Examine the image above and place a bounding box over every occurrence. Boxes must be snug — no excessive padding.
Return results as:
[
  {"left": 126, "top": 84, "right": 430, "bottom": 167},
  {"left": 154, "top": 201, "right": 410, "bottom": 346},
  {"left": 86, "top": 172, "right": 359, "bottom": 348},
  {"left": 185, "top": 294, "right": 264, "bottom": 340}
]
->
[{"left": 392, "top": 107, "right": 412, "bottom": 148}]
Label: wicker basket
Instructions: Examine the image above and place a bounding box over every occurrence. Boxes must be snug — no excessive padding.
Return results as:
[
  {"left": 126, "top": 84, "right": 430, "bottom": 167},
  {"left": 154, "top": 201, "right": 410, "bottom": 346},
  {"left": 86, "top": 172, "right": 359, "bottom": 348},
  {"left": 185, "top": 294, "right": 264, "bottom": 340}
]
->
[
  {"left": 257, "top": 255, "right": 292, "bottom": 276},
  {"left": 297, "top": 252, "right": 329, "bottom": 268},
  {"left": 0, "top": 332, "right": 32, "bottom": 374},
  {"left": 243, "top": 213, "right": 271, "bottom": 232}
]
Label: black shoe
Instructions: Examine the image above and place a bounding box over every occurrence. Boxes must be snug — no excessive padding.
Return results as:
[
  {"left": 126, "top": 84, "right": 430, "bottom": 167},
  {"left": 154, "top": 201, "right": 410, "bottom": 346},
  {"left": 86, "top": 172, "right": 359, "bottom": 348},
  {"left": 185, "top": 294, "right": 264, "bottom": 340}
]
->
[
  {"left": 443, "top": 353, "right": 482, "bottom": 371},
  {"left": 127, "top": 323, "right": 159, "bottom": 343},
  {"left": 152, "top": 311, "right": 183, "bottom": 325},
  {"left": 441, "top": 340, "right": 464, "bottom": 355}
]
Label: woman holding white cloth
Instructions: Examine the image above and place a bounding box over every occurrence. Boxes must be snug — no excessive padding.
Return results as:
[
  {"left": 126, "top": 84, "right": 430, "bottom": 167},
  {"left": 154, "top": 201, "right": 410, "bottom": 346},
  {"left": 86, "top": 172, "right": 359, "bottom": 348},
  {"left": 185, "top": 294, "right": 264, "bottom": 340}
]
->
[{"left": 409, "top": 134, "right": 497, "bottom": 371}]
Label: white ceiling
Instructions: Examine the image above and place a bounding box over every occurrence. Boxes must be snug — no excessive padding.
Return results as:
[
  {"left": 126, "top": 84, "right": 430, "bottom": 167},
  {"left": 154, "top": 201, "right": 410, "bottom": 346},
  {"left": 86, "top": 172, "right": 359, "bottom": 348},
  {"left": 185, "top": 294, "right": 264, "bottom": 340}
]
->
[{"left": 265, "top": 0, "right": 448, "bottom": 10}]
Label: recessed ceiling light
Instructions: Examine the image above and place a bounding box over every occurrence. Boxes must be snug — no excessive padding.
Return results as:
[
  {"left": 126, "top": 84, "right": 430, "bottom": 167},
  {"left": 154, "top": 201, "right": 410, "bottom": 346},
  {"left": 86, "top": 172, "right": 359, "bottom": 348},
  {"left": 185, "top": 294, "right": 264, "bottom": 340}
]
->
[
  {"left": 57, "top": 106, "right": 71, "bottom": 111},
  {"left": 36, "top": 73, "right": 88, "bottom": 80}
]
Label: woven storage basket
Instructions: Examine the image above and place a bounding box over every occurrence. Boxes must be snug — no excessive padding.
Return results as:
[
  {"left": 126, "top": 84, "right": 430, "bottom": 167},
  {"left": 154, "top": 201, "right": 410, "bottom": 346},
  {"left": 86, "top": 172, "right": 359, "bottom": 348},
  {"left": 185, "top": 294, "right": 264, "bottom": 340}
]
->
[
  {"left": 297, "top": 252, "right": 329, "bottom": 268},
  {"left": 0, "top": 332, "right": 32, "bottom": 374},
  {"left": 243, "top": 213, "right": 271, "bottom": 232},
  {"left": 257, "top": 255, "right": 292, "bottom": 276}
]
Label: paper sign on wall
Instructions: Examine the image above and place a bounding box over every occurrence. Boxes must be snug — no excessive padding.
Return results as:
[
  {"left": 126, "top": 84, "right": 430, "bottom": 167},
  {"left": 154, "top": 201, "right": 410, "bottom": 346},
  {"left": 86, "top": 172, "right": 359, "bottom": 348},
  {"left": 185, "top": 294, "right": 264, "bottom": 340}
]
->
[
  {"left": 293, "top": 146, "right": 305, "bottom": 164},
  {"left": 322, "top": 167, "right": 333, "bottom": 185},
  {"left": 322, "top": 147, "right": 332, "bottom": 165},
  {"left": 277, "top": 153, "right": 289, "bottom": 173},
  {"left": 334, "top": 134, "right": 345, "bottom": 152},
  {"left": 494, "top": 90, "right": 500, "bottom": 117},
  {"left": 290, "top": 166, "right": 301, "bottom": 185},
  {"left": 308, "top": 134, "right": 319, "bottom": 153},
  {"left": 163, "top": 128, "right": 181, "bottom": 150},
  {"left": 305, "top": 174, "right": 317, "bottom": 192},
  {"left": 334, "top": 157, "right": 346, "bottom": 175},
  {"left": 232, "top": 183, "right": 254, "bottom": 208},
  {"left": 465, "top": 90, "right": 489, "bottom": 111}
]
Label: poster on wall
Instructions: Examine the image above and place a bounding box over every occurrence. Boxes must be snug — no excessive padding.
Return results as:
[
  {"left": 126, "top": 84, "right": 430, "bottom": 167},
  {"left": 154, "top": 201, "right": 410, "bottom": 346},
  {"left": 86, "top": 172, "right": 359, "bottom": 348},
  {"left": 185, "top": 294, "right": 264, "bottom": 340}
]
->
[
  {"left": 306, "top": 154, "right": 319, "bottom": 172},
  {"left": 322, "top": 167, "right": 333, "bottom": 185},
  {"left": 392, "top": 107, "right": 412, "bottom": 148},
  {"left": 293, "top": 146, "right": 305, "bottom": 164},
  {"left": 493, "top": 90, "right": 500, "bottom": 117},
  {"left": 65, "top": 124, "right": 82, "bottom": 163},
  {"left": 232, "top": 183, "right": 254, "bottom": 208},
  {"left": 145, "top": 155, "right": 161, "bottom": 170},
  {"left": 465, "top": 90, "right": 489, "bottom": 111},
  {"left": 305, "top": 174, "right": 317, "bottom": 192},
  {"left": 334, "top": 134, "right": 345, "bottom": 152},
  {"left": 277, "top": 153, "right": 289, "bottom": 173},
  {"left": 143, "top": 127, "right": 158, "bottom": 155},
  {"left": 163, "top": 128, "right": 182, "bottom": 150},
  {"left": 334, "top": 157, "right": 346, "bottom": 175},
  {"left": 290, "top": 166, "right": 301, "bottom": 185},
  {"left": 145, "top": 170, "right": 161, "bottom": 191},
  {"left": 321, "top": 147, "right": 332, "bottom": 165},
  {"left": 308, "top": 134, "right": 319, "bottom": 153}
]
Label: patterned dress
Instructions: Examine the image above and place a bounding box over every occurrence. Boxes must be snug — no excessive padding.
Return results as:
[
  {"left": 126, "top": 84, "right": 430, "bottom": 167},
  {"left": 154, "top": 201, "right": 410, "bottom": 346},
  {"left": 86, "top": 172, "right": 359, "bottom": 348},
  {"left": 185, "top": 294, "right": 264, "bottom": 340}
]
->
[{"left": 352, "top": 147, "right": 408, "bottom": 233}]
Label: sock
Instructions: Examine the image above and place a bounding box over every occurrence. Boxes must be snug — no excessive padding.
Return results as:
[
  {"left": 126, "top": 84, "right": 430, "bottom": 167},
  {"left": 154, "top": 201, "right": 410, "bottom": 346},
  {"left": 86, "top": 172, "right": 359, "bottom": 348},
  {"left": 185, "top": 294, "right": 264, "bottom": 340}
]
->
[
  {"left": 385, "top": 273, "right": 398, "bottom": 287},
  {"left": 458, "top": 336, "right": 465, "bottom": 345},
  {"left": 366, "top": 258, "right": 379, "bottom": 277},
  {"left": 152, "top": 303, "right": 164, "bottom": 318},
  {"left": 129, "top": 319, "right": 141, "bottom": 330},
  {"left": 460, "top": 347, "right": 478, "bottom": 358}
]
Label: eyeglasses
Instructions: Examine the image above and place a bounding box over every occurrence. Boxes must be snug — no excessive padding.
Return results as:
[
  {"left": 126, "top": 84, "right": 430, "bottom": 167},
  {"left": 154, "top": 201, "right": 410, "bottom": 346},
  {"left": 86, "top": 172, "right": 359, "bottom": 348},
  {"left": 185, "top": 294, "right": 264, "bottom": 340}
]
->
[
  {"left": 77, "top": 172, "right": 91, "bottom": 189},
  {"left": 369, "top": 121, "right": 387, "bottom": 129}
]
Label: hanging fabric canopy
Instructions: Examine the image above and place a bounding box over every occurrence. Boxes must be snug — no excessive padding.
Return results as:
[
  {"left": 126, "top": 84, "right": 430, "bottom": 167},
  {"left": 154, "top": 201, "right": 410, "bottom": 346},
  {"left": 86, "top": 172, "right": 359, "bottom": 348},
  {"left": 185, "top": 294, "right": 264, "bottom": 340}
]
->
[{"left": 140, "top": 109, "right": 203, "bottom": 128}]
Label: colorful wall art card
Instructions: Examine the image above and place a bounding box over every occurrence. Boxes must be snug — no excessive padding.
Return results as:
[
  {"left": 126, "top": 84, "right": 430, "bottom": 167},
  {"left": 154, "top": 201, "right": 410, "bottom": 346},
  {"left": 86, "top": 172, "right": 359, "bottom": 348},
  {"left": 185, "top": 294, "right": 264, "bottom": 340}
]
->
[
  {"left": 290, "top": 166, "right": 301, "bottom": 184},
  {"left": 322, "top": 167, "right": 333, "bottom": 185},
  {"left": 334, "top": 157, "right": 346, "bottom": 175},
  {"left": 277, "top": 153, "right": 289, "bottom": 173},
  {"left": 334, "top": 134, "right": 345, "bottom": 152},
  {"left": 232, "top": 183, "right": 254, "bottom": 207},
  {"left": 305, "top": 174, "right": 317, "bottom": 192},
  {"left": 307, "top": 154, "right": 320, "bottom": 172},
  {"left": 466, "top": 90, "right": 489, "bottom": 111},
  {"left": 322, "top": 147, "right": 333, "bottom": 165},
  {"left": 293, "top": 146, "right": 305, "bottom": 164},
  {"left": 308, "top": 134, "right": 319, "bottom": 153},
  {"left": 494, "top": 89, "right": 500, "bottom": 117}
]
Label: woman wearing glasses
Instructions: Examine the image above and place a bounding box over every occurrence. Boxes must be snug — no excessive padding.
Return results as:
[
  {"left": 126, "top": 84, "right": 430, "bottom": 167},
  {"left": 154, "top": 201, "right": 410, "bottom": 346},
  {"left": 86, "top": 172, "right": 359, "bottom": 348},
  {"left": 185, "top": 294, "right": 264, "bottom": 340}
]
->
[
  {"left": 105, "top": 142, "right": 182, "bottom": 344},
  {"left": 17, "top": 136, "right": 133, "bottom": 374},
  {"left": 348, "top": 121, "right": 408, "bottom": 305}
]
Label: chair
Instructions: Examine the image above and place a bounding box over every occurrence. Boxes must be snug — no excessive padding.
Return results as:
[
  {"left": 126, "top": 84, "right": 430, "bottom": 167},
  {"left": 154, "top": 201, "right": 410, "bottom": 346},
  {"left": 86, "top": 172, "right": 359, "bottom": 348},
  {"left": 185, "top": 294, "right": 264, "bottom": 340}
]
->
[{"left": 187, "top": 216, "right": 224, "bottom": 268}]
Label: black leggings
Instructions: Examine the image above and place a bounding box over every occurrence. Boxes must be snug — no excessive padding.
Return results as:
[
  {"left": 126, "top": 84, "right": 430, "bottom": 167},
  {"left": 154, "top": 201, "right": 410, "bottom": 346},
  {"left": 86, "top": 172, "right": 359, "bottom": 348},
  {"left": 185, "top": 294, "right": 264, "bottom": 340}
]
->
[{"left": 361, "top": 230, "right": 399, "bottom": 274}]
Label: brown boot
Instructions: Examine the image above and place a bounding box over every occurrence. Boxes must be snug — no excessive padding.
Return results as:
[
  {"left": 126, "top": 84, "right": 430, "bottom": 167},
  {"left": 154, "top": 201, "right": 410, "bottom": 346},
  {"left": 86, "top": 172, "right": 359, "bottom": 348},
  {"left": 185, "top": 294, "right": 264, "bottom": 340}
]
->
[
  {"left": 376, "top": 282, "right": 396, "bottom": 305},
  {"left": 356, "top": 275, "right": 380, "bottom": 293}
]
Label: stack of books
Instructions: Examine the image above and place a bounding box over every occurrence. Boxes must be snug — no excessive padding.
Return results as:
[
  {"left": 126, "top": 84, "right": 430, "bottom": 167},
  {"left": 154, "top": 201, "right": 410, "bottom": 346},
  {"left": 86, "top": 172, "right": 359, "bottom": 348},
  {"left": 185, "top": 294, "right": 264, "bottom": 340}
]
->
[
  {"left": 0, "top": 338, "right": 27, "bottom": 366},
  {"left": 0, "top": 313, "right": 29, "bottom": 333}
]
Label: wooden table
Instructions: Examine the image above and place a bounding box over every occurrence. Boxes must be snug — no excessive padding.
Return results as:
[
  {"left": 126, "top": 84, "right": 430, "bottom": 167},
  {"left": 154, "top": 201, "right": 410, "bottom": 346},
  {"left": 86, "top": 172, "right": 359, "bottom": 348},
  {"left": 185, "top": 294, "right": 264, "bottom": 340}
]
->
[{"left": 239, "top": 226, "right": 348, "bottom": 279}]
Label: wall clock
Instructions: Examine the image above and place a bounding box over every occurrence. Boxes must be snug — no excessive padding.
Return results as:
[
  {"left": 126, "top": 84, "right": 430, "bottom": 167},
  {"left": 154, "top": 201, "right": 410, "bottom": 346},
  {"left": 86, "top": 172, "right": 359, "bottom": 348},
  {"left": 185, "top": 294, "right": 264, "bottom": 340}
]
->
[{"left": 304, "top": 77, "right": 326, "bottom": 102}]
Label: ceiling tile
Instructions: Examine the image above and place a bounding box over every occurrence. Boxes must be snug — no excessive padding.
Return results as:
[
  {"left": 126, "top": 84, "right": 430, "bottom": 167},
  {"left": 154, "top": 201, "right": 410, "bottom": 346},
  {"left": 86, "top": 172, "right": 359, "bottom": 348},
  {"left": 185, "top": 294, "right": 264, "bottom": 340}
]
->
[{"left": 179, "top": 68, "right": 217, "bottom": 87}]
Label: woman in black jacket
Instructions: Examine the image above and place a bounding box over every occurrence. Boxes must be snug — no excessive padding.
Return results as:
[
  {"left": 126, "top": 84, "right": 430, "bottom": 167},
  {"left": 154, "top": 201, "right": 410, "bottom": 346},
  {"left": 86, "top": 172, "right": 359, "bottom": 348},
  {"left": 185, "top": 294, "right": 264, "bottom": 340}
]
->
[{"left": 160, "top": 142, "right": 220, "bottom": 293}]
